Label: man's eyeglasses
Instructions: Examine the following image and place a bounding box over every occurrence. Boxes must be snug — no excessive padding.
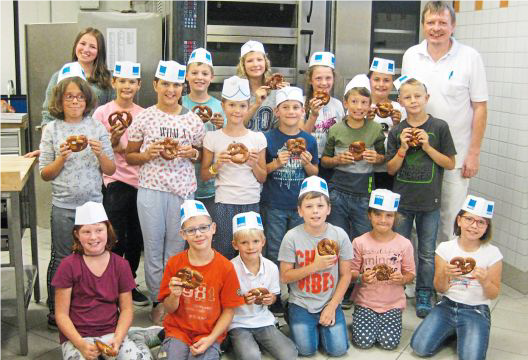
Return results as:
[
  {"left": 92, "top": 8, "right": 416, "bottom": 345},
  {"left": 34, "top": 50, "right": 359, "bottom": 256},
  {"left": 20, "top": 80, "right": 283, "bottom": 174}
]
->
[{"left": 181, "top": 224, "right": 212, "bottom": 236}]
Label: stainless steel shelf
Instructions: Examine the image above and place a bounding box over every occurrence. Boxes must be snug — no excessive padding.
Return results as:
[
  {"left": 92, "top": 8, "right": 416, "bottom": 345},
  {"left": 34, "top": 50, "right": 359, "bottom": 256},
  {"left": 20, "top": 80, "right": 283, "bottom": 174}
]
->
[
  {"left": 374, "top": 28, "right": 416, "bottom": 35},
  {"left": 373, "top": 48, "right": 406, "bottom": 55}
]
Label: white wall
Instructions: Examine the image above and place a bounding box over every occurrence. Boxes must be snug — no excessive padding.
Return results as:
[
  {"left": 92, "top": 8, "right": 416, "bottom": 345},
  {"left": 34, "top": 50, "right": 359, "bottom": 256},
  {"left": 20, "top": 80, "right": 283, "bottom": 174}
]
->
[{"left": 1, "top": 1, "right": 16, "bottom": 95}]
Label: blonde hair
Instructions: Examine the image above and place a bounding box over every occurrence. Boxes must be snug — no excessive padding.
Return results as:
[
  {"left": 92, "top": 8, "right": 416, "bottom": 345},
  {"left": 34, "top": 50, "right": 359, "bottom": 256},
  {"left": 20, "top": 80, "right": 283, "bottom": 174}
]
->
[
  {"left": 398, "top": 78, "right": 428, "bottom": 94},
  {"left": 233, "top": 228, "right": 266, "bottom": 244},
  {"left": 236, "top": 52, "right": 272, "bottom": 83},
  {"left": 186, "top": 62, "right": 214, "bottom": 75},
  {"left": 304, "top": 65, "right": 336, "bottom": 115}
]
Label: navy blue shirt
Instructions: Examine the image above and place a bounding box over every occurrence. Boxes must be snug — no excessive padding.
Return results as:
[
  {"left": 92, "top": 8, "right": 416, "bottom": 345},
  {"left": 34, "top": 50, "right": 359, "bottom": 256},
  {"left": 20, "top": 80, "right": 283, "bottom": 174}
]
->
[{"left": 261, "top": 129, "right": 318, "bottom": 210}]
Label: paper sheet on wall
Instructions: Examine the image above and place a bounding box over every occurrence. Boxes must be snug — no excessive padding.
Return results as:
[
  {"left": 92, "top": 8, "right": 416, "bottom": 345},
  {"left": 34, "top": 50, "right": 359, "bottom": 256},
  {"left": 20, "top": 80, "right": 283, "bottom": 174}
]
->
[{"left": 106, "top": 28, "right": 137, "bottom": 70}]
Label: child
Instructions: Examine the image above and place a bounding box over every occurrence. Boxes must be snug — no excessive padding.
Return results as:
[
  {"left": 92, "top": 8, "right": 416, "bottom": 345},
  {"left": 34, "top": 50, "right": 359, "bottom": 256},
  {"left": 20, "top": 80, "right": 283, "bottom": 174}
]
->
[
  {"left": 126, "top": 60, "right": 206, "bottom": 324},
  {"left": 236, "top": 40, "right": 287, "bottom": 132},
  {"left": 182, "top": 48, "right": 226, "bottom": 212},
  {"left": 368, "top": 57, "right": 407, "bottom": 190},
  {"left": 411, "top": 195, "right": 502, "bottom": 360},
  {"left": 350, "top": 189, "right": 415, "bottom": 350},
  {"left": 261, "top": 86, "right": 318, "bottom": 266},
  {"left": 93, "top": 61, "right": 149, "bottom": 306},
  {"left": 53, "top": 201, "right": 152, "bottom": 360},
  {"left": 228, "top": 211, "right": 298, "bottom": 360},
  {"left": 39, "top": 62, "right": 115, "bottom": 329},
  {"left": 387, "top": 77, "right": 456, "bottom": 317},
  {"left": 302, "top": 51, "right": 345, "bottom": 181},
  {"left": 157, "top": 200, "right": 244, "bottom": 359},
  {"left": 201, "top": 76, "right": 267, "bottom": 260},
  {"left": 321, "top": 74, "right": 386, "bottom": 240},
  {"left": 278, "top": 176, "right": 353, "bottom": 357}
]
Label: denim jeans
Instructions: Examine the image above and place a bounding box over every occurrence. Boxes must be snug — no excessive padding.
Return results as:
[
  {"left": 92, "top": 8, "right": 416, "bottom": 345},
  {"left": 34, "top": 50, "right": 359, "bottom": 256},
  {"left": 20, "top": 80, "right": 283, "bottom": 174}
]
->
[
  {"left": 394, "top": 208, "right": 440, "bottom": 292},
  {"left": 261, "top": 205, "right": 303, "bottom": 266},
  {"left": 328, "top": 189, "right": 371, "bottom": 240},
  {"left": 229, "top": 325, "right": 298, "bottom": 360},
  {"left": 159, "top": 338, "right": 220, "bottom": 360},
  {"left": 288, "top": 303, "right": 349, "bottom": 357},
  {"left": 411, "top": 297, "right": 491, "bottom": 360}
]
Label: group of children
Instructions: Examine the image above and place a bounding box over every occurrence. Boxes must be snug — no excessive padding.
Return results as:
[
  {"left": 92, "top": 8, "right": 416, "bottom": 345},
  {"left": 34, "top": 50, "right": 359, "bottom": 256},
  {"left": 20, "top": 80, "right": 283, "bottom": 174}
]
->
[{"left": 39, "top": 37, "right": 502, "bottom": 360}]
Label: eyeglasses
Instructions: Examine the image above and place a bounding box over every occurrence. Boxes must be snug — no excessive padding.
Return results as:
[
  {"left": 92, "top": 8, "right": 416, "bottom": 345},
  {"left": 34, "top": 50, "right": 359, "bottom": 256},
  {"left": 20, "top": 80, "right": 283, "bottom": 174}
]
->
[
  {"left": 64, "top": 94, "right": 86, "bottom": 102},
  {"left": 181, "top": 224, "right": 212, "bottom": 236},
  {"left": 460, "top": 216, "right": 488, "bottom": 228}
]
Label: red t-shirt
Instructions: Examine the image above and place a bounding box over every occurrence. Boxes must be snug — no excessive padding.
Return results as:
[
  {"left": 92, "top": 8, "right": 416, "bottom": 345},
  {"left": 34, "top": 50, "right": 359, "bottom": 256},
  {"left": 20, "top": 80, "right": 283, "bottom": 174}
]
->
[
  {"left": 158, "top": 250, "right": 244, "bottom": 345},
  {"left": 52, "top": 253, "right": 136, "bottom": 343}
]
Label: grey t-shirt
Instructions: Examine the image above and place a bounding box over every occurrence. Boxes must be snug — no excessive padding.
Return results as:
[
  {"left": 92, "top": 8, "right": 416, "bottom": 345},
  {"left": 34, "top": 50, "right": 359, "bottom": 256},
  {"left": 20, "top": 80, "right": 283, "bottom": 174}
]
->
[
  {"left": 278, "top": 223, "right": 353, "bottom": 313},
  {"left": 39, "top": 117, "right": 114, "bottom": 209},
  {"left": 247, "top": 90, "right": 278, "bottom": 132}
]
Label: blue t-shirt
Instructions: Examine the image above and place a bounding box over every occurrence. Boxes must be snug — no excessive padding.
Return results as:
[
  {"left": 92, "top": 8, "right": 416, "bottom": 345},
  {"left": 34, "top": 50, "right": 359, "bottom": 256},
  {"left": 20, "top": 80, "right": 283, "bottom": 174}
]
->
[
  {"left": 261, "top": 129, "right": 318, "bottom": 210},
  {"left": 182, "top": 95, "right": 226, "bottom": 199}
]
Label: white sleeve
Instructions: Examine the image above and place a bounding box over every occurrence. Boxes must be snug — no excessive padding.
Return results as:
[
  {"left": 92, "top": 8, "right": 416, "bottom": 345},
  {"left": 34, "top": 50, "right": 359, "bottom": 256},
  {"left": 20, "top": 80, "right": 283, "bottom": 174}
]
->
[{"left": 469, "top": 50, "right": 488, "bottom": 102}]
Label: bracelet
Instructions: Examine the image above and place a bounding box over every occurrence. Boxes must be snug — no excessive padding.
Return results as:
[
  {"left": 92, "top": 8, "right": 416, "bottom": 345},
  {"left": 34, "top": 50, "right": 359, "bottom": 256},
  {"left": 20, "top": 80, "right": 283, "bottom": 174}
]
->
[
  {"left": 191, "top": 148, "right": 200, "bottom": 161},
  {"left": 208, "top": 163, "right": 218, "bottom": 175},
  {"left": 397, "top": 150, "right": 405, "bottom": 158},
  {"left": 356, "top": 273, "right": 362, "bottom": 284}
]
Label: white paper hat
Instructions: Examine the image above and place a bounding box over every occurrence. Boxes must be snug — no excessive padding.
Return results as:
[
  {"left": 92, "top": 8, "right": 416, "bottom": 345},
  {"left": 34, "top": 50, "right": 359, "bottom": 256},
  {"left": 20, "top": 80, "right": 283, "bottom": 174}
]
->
[
  {"left": 155, "top": 60, "right": 186, "bottom": 83},
  {"left": 75, "top": 201, "right": 108, "bottom": 225},
  {"left": 370, "top": 57, "right": 395, "bottom": 75},
  {"left": 222, "top": 76, "right": 250, "bottom": 101},
  {"left": 369, "top": 189, "right": 400, "bottom": 212},
  {"left": 180, "top": 200, "right": 211, "bottom": 225},
  {"left": 57, "top": 62, "right": 86, "bottom": 83},
  {"left": 240, "top": 40, "right": 266, "bottom": 57},
  {"left": 114, "top": 61, "right": 141, "bottom": 79},
  {"left": 299, "top": 176, "right": 329, "bottom": 198},
  {"left": 393, "top": 74, "right": 428, "bottom": 91},
  {"left": 344, "top": 74, "right": 371, "bottom": 96},
  {"left": 188, "top": 48, "right": 213, "bottom": 67},
  {"left": 461, "top": 195, "right": 494, "bottom": 219},
  {"left": 309, "top": 52, "right": 336, "bottom": 69},
  {"left": 232, "top": 211, "right": 264, "bottom": 234},
  {"left": 276, "top": 86, "right": 304, "bottom": 106}
]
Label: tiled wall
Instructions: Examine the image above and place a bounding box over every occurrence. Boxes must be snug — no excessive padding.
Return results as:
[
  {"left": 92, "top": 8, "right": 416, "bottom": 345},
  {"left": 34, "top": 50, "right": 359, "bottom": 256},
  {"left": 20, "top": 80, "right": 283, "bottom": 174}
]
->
[{"left": 454, "top": 0, "right": 528, "bottom": 292}]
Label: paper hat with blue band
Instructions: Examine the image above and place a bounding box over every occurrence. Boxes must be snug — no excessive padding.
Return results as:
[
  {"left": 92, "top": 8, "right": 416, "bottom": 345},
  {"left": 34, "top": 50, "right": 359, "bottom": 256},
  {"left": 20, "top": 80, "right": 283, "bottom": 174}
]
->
[
  {"left": 344, "top": 74, "right": 371, "bottom": 96},
  {"left": 232, "top": 211, "right": 264, "bottom": 234},
  {"left": 188, "top": 48, "right": 213, "bottom": 67},
  {"left": 369, "top": 189, "right": 400, "bottom": 212},
  {"left": 180, "top": 200, "right": 211, "bottom": 225},
  {"left": 114, "top": 61, "right": 141, "bottom": 79},
  {"left": 241, "top": 40, "right": 266, "bottom": 57},
  {"left": 461, "top": 195, "right": 494, "bottom": 219},
  {"left": 393, "top": 74, "right": 428, "bottom": 91},
  {"left": 57, "top": 62, "right": 86, "bottom": 83},
  {"left": 75, "top": 201, "right": 108, "bottom": 225},
  {"left": 222, "top": 76, "right": 251, "bottom": 101},
  {"left": 370, "top": 57, "right": 395, "bottom": 75},
  {"left": 299, "top": 176, "right": 329, "bottom": 198},
  {"left": 276, "top": 86, "right": 304, "bottom": 106},
  {"left": 155, "top": 60, "right": 186, "bottom": 83},
  {"left": 309, "top": 51, "right": 336, "bottom": 69}
]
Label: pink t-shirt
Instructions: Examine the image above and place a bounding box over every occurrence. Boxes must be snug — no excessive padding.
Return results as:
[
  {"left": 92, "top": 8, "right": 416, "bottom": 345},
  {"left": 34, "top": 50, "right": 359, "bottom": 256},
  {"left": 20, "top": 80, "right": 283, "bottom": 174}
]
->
[
  {"left": 350, "top": 232, "right": 415, "bottom": 313},
  {"left": 51, "top": 253, "right": 136, "bottom": 344},
  {"left": 93, "top": 101, "right": 143, "bottom": 188},
  {"left": 127, "top": 105, "right": 206, "bottom": 197}
]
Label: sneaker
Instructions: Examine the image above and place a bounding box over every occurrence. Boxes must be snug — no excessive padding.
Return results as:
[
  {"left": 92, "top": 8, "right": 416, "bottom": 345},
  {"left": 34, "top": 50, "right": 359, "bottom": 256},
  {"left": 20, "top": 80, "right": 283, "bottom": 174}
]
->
[
  {"left": 132, "top": 287, "right": 150, "bottom": 306},
  {"left": 128, "top": 326, "right": 164, "bottom": 348},
  {"left": 149, "top": 303, "right": 166, "bottom": 326},
  {"left": 415, "top": 289, "right": 432, "bottom": 318},
  {"left": 47, "top": 315, "right": 58, "bottom": 331}
]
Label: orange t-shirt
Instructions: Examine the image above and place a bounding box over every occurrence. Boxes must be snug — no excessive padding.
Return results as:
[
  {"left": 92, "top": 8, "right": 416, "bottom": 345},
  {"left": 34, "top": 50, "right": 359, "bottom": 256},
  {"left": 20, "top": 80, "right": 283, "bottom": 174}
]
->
[{"left": 158, "top": 250, "right": 245, "bottom": 345}]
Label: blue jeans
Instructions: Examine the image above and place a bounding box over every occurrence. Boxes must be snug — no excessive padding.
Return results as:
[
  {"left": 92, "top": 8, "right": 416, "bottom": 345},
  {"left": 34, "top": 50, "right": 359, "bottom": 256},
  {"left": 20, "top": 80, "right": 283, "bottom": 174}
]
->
[
  {"left": 261, "top": 205, "right": 303, "bottom": 266},
  {"left": 288, "top": 303, "right": 349, "bottom": 357},
  {"left": 394, "top": 208, "right": 440, "bottom": 292},
  {"left": 229, "top": 325, "right": 298, "bottom": 360},
  {"left": 411, "top": 297, "right": 491, "bottom": 360},
  {"left": 328, "top": 189, "right": 371, "bottom": 240}
]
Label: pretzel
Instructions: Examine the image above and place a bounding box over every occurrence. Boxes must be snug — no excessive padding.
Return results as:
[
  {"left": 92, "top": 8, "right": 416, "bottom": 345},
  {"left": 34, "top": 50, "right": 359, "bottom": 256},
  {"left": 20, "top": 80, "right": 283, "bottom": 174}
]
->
[
  {"left": 372, "top": 263, "right": 395, "bottom": 281},
  {"left": 286, "top": 138, "right": 306, "bottom": 155},
  {"left": 376, "top": 102, "right": 394, "bottom": 118},
  {"left": 450, "top": 257, "right": 476, "bottom": 275},
  {"left": 192, "top": 105, "right": 213, "bottom": 123},
  {"left": 265, "top": 73, "right": 284, "bottom": 90},
  {"left": 227, "top": 143, "right": 250, "bottom": 164},
  {"left": 175, "top": 267, "right": 204, "bottom": 289},
  {"left": 160, "top": 138, "right": 179, "bottom": 160},
  {"left": 348, "top": 141, "right": 366, "bottom": 161},
  {"left": 408, "top": 128, "right": 421, "bottom": 148},
  {"left": 108, "top": 111, "right": 133, "bottom": 128},
  {"left": 95, "top": 339, "right": 118, "bottom": 357},
  {"left": 244, "top": 288, "right": 270, "bottom": 305},
  {"left": 313, "top": 91, "right": 330, "bottom": 106},
  {"left": 366, "top": 107, "right": 377, "bottom": 121},
  {"left": 66, "top": 135, "right": 88, "bottom": 152},
  {"left": 317, "top": 238, "right": 338, "bottom": 256}
]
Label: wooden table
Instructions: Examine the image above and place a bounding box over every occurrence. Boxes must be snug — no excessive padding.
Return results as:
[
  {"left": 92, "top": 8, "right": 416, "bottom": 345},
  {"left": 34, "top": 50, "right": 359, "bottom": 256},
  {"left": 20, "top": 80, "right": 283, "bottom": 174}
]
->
[{"left": 1, "top": 155, "right": 39, "bottom": 355}]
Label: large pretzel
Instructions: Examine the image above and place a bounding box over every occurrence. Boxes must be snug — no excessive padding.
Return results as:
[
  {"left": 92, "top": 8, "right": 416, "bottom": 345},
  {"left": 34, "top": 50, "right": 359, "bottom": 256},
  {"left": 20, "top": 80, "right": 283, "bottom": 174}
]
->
[
  {"left": 348, "top": 141, "right": 366, "bottom": 161},
  {"left": 265, "top": 73, "right": 284, "bottom": 90},
  {"left": 176, "top": 267, "right": 204, "bottom": 289},
  {"left": 408, "top": 128, "right": 421, "bottom": 148},
  {"left": 313, "top": 91, "right": 330, "bottom": 106},
  {"left": 108, "top": 111, "right": 133, "bottom": 128},
  {"left": 317, "top": 238, "right": 338, "bottom": 256},
  {"left": 372, "top": 264, "right": 395, "bottom": 281},
  {"left": 192, "top": 105, "right": 213, "bottom": 123},
  {"left": 160, "top": 138, "right": 179, "bottom": 160},
  {"left": 244, "top": 288, "right": 270, "bottom": 305},
  {"left": 227, "top": 143, "right": 250, "bottom": 164},
  {"left": 450, "top": 257, "right": 476, "bottom": 275},
  {"left": 95, "top": 339, "right": 118, "bottom": 357},
  {"left": 286, "top": 137, "right": 306, "bottom": 155},
  {"left": 66, "top": 135, "right": 88, "bottom": 152},
  {"left": 375, "top": 102, "right": 394, "bottom": 118}
]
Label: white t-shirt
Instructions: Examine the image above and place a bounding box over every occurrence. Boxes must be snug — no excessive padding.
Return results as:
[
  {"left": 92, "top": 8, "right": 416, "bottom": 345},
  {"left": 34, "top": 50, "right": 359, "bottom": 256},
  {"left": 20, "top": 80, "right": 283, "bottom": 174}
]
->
[
  {"left": 229, "top": 255, "right": 280, "bottom": 330},
  {"left": 436, "top": 238, "right": 502, "bottom": 306},
  {"left": 372, "top": 100, "right": 406, "bottom": 173},
  {"left": 401, "top": 38, "right": 488, "bottom": 168},
  {"left": 203, "top": 129, "right": 267, "bottom": 204},
  {"left": 308, "top": 96, "right": 345, "bottom": 158}
]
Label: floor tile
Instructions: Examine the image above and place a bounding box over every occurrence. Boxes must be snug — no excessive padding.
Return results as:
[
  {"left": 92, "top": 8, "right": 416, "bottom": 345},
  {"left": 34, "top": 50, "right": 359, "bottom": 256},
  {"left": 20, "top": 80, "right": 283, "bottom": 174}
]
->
[
  {"left": 488, "top": 326, "right": 528, "bottom": 355},
  {"left": 499, "top": 283, "right": 525, "bottom": 299},
  {"left": 1, "top": 321, "right": 18, "bottom": 341},
  {"left": 490, "top": 308, "right": 528, "bottom": 333},
  {"left": 1, "top": 332, "right": 60, "bottom": 358},
  {"left": 400, "top": 341, "right": 457, "bottom": 359},
  {"left": 486, "top": 347, "right": 528, "bottom": 359},
  {"left": 493, "top": 294, "right": 528, "bottom": 314},
  {"left": 34, "top": 347, "right": 63, "bottom": 360}
]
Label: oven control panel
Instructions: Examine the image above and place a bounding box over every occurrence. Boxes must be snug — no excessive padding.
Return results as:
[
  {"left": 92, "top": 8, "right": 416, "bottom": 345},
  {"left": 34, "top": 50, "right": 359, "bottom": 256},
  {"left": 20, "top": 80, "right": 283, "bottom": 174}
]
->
[{"left": 172, "top": 1, "right": 205, "bottom": 63}]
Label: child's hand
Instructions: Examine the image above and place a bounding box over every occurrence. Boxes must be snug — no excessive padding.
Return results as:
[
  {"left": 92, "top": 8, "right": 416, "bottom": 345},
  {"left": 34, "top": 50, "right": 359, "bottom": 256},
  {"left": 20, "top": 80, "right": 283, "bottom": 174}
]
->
[
  {"left": 89, "top": 139, "right": 103, "bottom": 158},
  {"left": 24, "top": 149, "right": 41, "bottom": 158},
  {"left": 110, "top": 123, "right": 126, "bottom": 146},
  {"left": 300, "top": 151, "right": 313, "bottom": 166},
  {"left": 391, "top": 109, "right": 402, "bottom": 125},
  {"left": 80, "top": 341, "right": 100, "bottom": 360},
  {"left": 389, "top": 271, "right": 404, "bottom": 285},
  {"left": 399, "top": 128, "right": 412, "bottom": 151},
  {"left": 276, "top": 150, "right": 290, "bottom": 167},
  {"left": 169, "top": 276, "right": 183, "bottom": 297},
  {"left": 362, "top": 149, "right": 380, "bottom": 164},
  {"left": 416, "top": 129, "right": 430, "bottom": 150},
  {"left": 260, "top": 293, "right": 275, "bottom": 306},
  {"left": 145, "top": 141, "right": 164, "bottom": 161},
  {"left": 472, "top": 266, "right": 489, "bottom": 284},
  {"left": 308, "top": 97, "right": 323, "bottom": 117},
  {"left": 255, "top": 87, "right": 269, "bottom": 105},
  {"left": 276, "top": 80, "right": 290, "bottom": 89},
  {"left": 215, "top": 151, "right": 232, "bottom": 170},
  {"left": 313, "top": 251, "right": 337, "bottom": 272},
  {"left": 247, "top": 149, "right": 259, "bottom": 168},
  {"left": 211, "top": 113, "right": 224, "bottom": 129},
  {"left": 244, "top": 292, "right": 257, "bottom": 305},
  {"left": 362, "top": 269, "right": 376, "bottom": 284},
  {"left": 59, "top": 143, "right": 72, "bottom": 160},
  {"left": 190, "top": 336, "right": 215, "bottom": 356},
  {"left": 319, "top": 304, "right": 336, "bottom": 326},
  {"left": 177, "top": 144, "right": 197, "bottom": 159},
  {"left": 445, "top": 262, "right": 463, "bottom": 278},
  {"left": 106, "top": 337, "right": 122, "bottom": 356},
  {"left": 336, "top": 152, "right": 355, "bottom": 165}
]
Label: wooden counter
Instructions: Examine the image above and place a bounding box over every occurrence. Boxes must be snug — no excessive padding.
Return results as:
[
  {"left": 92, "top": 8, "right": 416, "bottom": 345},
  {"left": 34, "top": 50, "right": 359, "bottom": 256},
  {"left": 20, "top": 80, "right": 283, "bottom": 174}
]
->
[{"left": 1, "top": 156, "right": 36, "bottom": 191}]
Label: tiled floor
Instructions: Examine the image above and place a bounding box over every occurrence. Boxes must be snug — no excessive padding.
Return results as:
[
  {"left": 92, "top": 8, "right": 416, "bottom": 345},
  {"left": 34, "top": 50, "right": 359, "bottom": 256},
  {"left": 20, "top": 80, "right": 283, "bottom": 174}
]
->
[{"left": 2, "top": 226, "right": 527, "bottom": 359}]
